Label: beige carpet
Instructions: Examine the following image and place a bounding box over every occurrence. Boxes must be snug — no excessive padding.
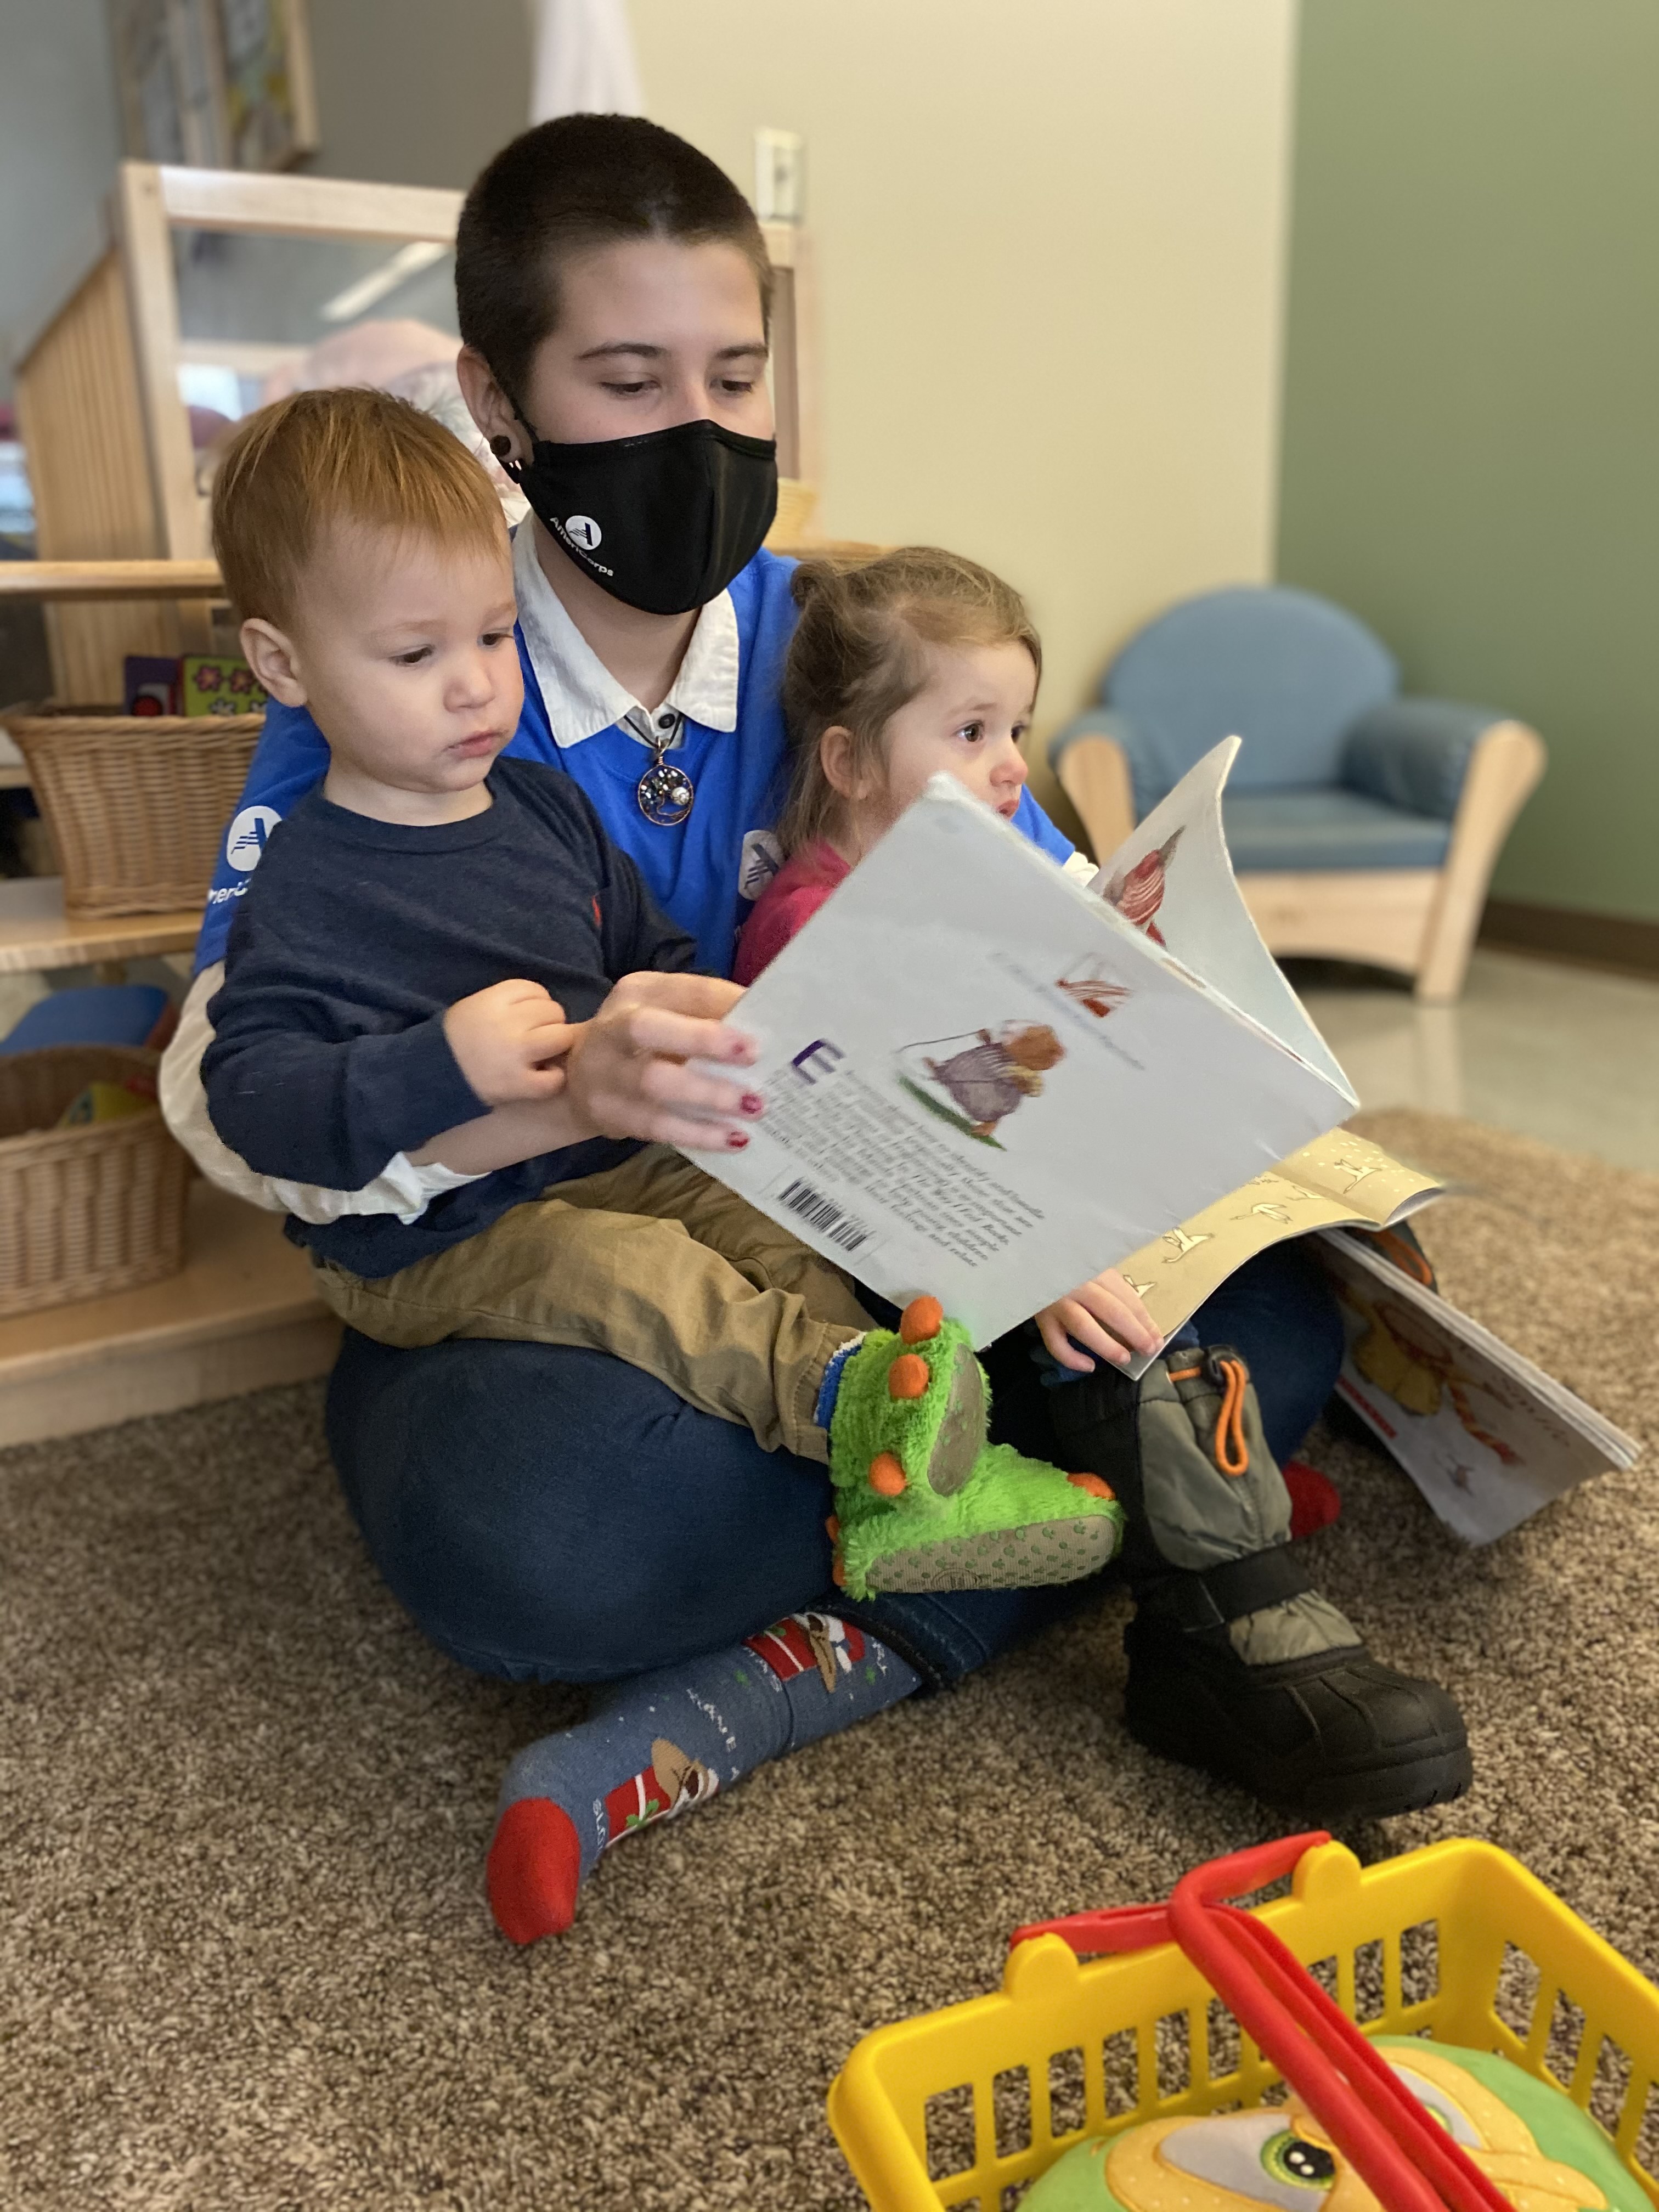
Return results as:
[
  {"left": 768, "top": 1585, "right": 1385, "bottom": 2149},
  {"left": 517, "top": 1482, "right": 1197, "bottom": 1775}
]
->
[{"left": 3, "top": 1110, "right": 1657, "bottom": 2211}]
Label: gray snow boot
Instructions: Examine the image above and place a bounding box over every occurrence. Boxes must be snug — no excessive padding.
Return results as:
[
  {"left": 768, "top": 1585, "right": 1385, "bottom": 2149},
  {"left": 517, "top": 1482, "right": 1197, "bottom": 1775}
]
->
[{"left": 1049, "top": 1344, "right": 1472, "bottom": 1820}]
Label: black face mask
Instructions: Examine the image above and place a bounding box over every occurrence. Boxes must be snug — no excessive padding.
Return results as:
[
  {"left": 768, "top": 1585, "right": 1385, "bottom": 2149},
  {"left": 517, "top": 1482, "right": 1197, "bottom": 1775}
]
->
[{"left": 504, "top": 416, "right": 778, "bottom": 617}]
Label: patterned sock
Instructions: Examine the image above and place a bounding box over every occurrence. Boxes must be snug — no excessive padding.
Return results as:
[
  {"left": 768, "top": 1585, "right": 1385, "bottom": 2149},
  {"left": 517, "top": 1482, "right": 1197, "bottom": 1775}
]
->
[{"left": 486, "top": 1611, "right": 921, "bottom": 1944}]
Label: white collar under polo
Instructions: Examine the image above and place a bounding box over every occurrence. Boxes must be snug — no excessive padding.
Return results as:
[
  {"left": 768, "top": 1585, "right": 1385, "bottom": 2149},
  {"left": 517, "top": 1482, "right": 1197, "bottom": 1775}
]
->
[{"left": 511, "top": 522, "right": 742, "bottom": 750}]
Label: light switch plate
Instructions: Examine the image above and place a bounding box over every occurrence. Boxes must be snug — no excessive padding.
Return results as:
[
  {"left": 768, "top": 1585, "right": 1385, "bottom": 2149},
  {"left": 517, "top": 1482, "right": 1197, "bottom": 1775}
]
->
[{"left": 754, "top": 127, "right": 805, "bottom": 223}]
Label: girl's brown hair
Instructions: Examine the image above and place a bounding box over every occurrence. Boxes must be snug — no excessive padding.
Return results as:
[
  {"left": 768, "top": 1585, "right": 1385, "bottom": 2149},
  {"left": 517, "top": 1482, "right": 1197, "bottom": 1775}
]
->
[{"left": 777, "top": 547, "right": 1042, "bottom": 855}]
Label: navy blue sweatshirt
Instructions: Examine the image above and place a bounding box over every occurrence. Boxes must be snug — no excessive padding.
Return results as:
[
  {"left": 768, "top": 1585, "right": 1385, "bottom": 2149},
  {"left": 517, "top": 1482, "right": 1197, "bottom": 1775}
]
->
[{"left": 204, "top": 758, "right": 696, "bottom": 1276}]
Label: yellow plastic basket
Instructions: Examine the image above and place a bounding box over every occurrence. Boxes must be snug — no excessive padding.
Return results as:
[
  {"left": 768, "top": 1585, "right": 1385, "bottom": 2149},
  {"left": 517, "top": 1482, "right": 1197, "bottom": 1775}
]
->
[{"left": 827, "top": 1839, "right": 1659, "bottom": 2212}]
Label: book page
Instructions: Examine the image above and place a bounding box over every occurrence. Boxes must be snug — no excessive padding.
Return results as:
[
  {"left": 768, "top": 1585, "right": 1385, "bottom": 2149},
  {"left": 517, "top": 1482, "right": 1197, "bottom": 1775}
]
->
[
  {"left": 704, "top": 778, "right": 1353, "bottom": 1346},
  {"left": 1089, "top": 738, "right": 1352, "bottom": 1096},
  {"left": 1316, "top": 1229, "right": 1638, "bottom": 1543},
  {"left": 1110, "top": 1132, "right": 1444, "bottom": 1362},
  {"left": 1280, "top": 1129, "right": 1444, "bottom": 1221}
]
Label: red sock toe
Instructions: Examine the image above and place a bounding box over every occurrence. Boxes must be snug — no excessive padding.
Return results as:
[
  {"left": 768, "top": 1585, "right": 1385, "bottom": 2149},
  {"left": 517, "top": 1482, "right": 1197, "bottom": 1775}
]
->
[
  {"left": 1284, "top": 1458, "right": 1342, "bottom": 1540},
  {"left": 487, "top": 1796, "right": 582, "bottom": 1945}
]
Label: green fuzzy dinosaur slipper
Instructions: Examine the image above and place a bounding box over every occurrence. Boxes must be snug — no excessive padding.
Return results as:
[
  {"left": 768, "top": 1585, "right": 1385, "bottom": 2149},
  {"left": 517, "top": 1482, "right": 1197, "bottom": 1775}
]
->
[
  {"left": 827, "top": 1295, "right": 989, "bottom": 1500},
  {"left": 826, "top": 1297, "right": 1127, "bottom": 1600}
]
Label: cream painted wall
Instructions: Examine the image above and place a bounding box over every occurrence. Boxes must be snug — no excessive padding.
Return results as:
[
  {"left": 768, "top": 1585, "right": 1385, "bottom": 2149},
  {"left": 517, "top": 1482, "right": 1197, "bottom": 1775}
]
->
[{"left": 630, "top": 0, "right": 1300, "bottom": 839}]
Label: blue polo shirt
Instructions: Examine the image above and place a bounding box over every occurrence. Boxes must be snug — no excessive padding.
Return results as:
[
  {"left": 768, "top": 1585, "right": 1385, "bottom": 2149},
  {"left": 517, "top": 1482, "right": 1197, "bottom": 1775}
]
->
[{"left": 195, "top": 538, "right": 1077, "bottom": 978}]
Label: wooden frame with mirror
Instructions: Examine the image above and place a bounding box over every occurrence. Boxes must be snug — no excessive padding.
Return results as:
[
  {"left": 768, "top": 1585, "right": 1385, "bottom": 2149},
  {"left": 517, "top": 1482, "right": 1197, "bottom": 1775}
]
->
[{"left": 16, "top": 160, "right": 819, "bottom": 703}]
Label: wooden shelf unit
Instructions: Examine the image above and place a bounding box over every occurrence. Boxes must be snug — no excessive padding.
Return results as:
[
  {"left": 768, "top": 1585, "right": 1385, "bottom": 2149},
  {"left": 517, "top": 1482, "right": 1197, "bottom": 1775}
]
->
[
  {"left": 0, "top": 874, "right": 202, "bottom": 975},
  {"left": 0, "top": 554, "right": 333, "bottom": 1442},
  {"left": 0, "top": 1181, "right": 337, "bottom": 1448},
  {"left": 0, "top": 557, "right": 224, "bottom": 602}
]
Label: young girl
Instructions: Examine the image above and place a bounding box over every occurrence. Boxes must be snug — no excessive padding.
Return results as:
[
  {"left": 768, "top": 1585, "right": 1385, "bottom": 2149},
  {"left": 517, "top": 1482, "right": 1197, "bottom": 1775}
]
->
[
  {"left": 163, "top": 116, "right": 1466, "bottom": 1951},
  {"left": 739, "top": 549, "right": 1060, "bottom": 962}
]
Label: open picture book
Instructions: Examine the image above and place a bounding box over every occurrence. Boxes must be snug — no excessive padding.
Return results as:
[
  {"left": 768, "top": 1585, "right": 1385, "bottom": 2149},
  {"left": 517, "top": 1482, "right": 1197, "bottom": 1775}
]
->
[
  {"left": 707, "top": 738, "right": 1637, "bottom": 1536},
  {"left": 712, "top": 737, "right": 1356, "bottom": 1346},
  {"left": 1109, "top": 1125, "right": 1442, "bottom": 1358}
]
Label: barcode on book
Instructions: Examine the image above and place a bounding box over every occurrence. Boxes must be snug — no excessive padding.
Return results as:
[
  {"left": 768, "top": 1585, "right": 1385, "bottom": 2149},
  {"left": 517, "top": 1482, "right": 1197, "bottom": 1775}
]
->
[{"left": 776, "top": 1177, "right": 873, "bottom": 1255}]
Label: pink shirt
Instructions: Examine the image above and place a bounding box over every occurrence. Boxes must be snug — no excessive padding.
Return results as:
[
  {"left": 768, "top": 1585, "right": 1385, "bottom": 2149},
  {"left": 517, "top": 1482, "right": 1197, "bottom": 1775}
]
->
[{"left": 733, "top": 840, "right": 851, "bottom": 984}]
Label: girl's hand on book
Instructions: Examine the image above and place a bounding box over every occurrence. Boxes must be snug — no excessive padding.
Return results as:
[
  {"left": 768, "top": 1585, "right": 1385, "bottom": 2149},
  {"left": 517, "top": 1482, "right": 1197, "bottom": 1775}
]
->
[
  {"left": 563, "top": 970, "right": 761, "bottom": 1152},
  {"left": 1036, "top": 1268, "right": 1163, "bottom": 1373}
]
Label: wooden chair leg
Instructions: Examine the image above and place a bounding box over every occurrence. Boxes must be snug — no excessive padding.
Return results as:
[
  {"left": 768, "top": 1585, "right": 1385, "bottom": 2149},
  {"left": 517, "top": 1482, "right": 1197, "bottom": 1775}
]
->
[
  {"left": 1414, "top": 721, "right": 1546, "bottom": 1002},
  {"left": 1054, "top": 734, "right": 1136, "bottom": 863}
]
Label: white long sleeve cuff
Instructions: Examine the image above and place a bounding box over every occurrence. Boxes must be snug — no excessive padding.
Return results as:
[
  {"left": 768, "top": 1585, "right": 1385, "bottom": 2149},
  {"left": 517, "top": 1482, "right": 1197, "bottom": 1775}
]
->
[{"left": 161, "top": 966, "right": 487, "bottom": 1224}]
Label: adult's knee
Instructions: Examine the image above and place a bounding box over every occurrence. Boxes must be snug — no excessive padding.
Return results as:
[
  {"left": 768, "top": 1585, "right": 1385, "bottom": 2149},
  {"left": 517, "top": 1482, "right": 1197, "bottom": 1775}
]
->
[{"left": 326, "top": 1333, "right": 834, "bottom": 1682}]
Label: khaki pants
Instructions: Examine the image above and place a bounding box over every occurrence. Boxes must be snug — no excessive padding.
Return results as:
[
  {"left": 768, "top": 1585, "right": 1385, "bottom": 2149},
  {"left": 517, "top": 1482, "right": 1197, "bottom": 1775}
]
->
[{"left": 312, "top": 1147, "right": 874, "bottom": 1463}]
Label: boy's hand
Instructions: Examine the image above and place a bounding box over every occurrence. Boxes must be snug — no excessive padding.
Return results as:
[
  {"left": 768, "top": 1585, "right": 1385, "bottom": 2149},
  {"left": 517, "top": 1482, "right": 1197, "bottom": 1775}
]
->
[
  {"left": 1036, "top": 1267, "right": 1164, "bottom": 1374},
  {"left": 444, "top": 980, "right": 575, "bottom": 1105},
  {"left": 564, "top": 970, "right": 760, "bottom": 1152}
]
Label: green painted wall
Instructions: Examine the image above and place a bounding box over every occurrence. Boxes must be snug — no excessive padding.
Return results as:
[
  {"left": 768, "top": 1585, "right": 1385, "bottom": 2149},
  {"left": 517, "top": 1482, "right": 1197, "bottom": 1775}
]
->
[{"left": 1277, "top": 0, "right": 1659, "bottom": 923}]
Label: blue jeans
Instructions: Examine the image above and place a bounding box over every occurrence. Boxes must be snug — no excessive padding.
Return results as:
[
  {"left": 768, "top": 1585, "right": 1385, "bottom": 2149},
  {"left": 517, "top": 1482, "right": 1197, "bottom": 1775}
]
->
[{"left": 326, "top": 1243, "right": 1344, "bottom": 1689}]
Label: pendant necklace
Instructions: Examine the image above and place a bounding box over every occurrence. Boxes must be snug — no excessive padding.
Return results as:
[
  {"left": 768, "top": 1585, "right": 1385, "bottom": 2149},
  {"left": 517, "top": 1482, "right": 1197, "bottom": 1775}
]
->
[{"left": 633, "top": 707, "right": 695, "bottom": 827}]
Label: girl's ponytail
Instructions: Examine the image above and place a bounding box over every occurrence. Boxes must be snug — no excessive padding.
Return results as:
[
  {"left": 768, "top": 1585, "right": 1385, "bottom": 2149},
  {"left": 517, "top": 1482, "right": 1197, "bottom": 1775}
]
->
[{"left": 787, "top": 555, "right": 840, "bottom": 614}]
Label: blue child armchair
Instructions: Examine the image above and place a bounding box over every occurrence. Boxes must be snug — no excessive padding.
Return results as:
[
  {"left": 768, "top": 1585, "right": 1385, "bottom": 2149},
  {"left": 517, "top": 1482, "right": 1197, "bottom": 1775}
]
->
[{"left": 1048, "top": 585, "right": 1544, "bottom": 1001}]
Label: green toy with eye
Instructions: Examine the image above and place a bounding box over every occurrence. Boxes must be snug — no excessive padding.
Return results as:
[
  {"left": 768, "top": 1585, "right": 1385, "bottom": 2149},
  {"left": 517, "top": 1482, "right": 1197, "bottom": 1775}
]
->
[{"left": 1023, "top": 2041, "right": 1647, "bottom": 2212}]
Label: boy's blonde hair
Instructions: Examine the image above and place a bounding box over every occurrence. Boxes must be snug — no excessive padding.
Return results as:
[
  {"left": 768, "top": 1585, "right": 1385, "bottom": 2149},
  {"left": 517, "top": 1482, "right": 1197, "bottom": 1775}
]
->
[
  {"left": 211, "top": 386, "right": 508, "bottom": 625},
  {"left": 777, "top": 548, "right": 1042, "bottom": 855}
]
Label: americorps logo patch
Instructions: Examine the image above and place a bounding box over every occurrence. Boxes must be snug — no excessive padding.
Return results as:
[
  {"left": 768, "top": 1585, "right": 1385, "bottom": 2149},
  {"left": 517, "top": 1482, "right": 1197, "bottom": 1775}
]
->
[
  {"left": 563, "top": 515, "right": 602, "bottom": 551},
  {"left": 226, "top": 805, "right": 281, "bottom": 870},
  {"left": 738, "top": 828, "right": 783, "bottom": 902}
]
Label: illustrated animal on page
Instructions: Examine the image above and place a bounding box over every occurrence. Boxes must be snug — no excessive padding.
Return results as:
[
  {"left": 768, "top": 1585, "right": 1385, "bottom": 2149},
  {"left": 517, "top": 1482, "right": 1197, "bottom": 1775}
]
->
[{"left": 899, "top": 1022, "right": 1066, "bottom": 1143}]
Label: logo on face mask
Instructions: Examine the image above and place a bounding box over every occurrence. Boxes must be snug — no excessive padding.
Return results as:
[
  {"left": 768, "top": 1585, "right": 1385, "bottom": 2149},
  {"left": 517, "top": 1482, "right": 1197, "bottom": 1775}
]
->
[{"left": 563, "top": 515, "right": 602, "bottom": 551}]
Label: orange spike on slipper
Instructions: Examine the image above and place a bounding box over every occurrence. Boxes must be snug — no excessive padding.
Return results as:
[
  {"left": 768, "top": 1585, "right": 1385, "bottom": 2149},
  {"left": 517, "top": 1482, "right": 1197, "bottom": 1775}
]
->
[
  {"left": 868, "top": 1452, "right": 907, "bottom": 1497},
  {"left": 887, "top": 1353, "right": 929, "bottom": 1400},
  {"left": 1068, "top": 1471, "right": 1115, "bottom": 1501},
  {"left": 899, "top": 1295, "right": 944, "bottom": 1344}
]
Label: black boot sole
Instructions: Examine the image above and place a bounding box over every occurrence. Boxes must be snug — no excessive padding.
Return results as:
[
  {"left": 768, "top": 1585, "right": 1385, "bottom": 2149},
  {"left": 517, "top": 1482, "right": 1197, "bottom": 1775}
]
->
[
  {"left": 1128, "top": 1708, "right": 1473, "bottom": 1821},
  {"left": 1124, "top": 1639, "right": 1474, "bottom": 1822}
]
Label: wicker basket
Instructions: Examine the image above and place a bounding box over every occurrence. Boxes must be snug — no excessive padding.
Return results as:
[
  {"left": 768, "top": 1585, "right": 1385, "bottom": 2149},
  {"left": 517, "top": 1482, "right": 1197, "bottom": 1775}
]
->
[
  {"left": 0, "top": 1046, "right": 191, "bottom": 1317},
  {"left": 5, "top": 712, "right": 263, "bottom": 918}
]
